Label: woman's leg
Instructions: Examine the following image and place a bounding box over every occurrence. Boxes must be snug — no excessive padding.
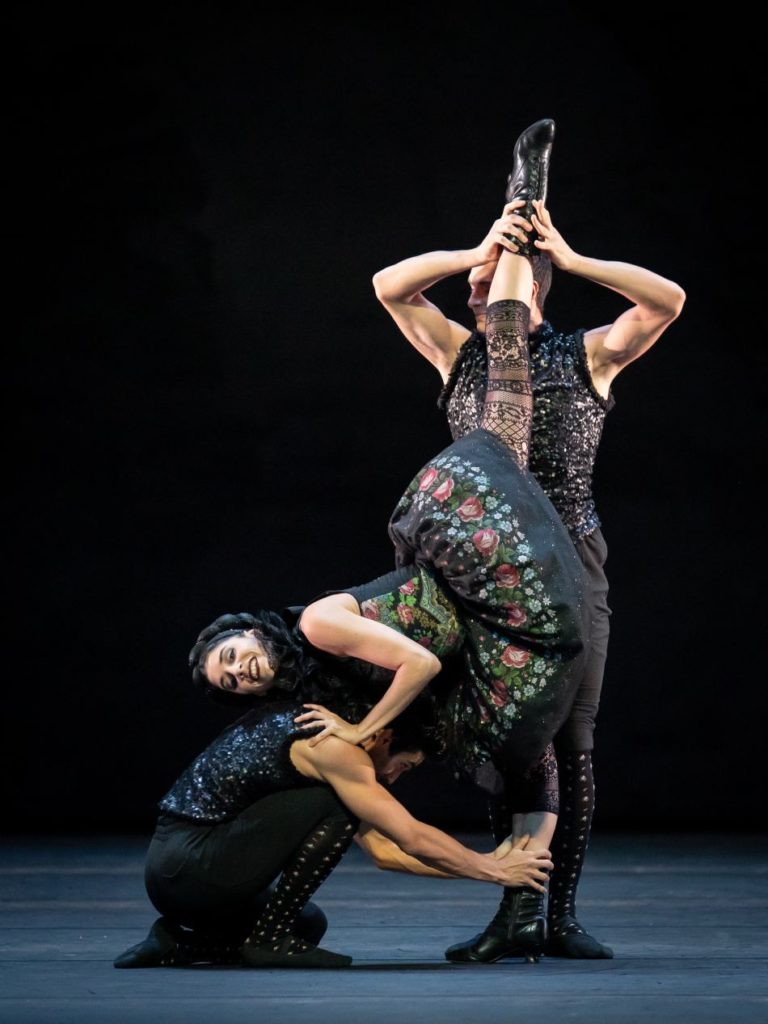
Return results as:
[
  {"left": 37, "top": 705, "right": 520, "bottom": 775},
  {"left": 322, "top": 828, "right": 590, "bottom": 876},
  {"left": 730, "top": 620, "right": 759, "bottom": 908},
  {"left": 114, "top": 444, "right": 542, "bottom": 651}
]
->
[
  {"left": 444, "top": 746, "right": 557, "bottom": 964},
  {"left": 481, "top": 251, "right": 535, "bottom": 468}
]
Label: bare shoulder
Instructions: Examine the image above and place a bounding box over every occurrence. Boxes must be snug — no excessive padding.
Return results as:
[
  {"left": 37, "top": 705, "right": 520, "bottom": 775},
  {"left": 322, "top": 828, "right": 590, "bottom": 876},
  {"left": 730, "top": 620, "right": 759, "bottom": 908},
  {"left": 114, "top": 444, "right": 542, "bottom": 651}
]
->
[
  {"left": 582, "top": 324, "right": 612, "bottom": 356},
  {"left": 582, "top": 325, "right": 616, "bottom": 398},
  {"left": 583, "top": 304, "right": 680, "bottom": 391},
  {"left": 381, "top": 292, "right": 473, "bottom": 378},
  {"left": 291, "top": 735, "right": 373, "bottom": 784}
]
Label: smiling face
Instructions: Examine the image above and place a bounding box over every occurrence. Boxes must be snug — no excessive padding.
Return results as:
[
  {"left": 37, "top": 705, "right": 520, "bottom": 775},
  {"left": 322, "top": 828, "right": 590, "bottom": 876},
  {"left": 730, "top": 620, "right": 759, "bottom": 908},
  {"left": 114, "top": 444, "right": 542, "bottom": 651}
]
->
[{"left": 202, "top": 629, "right": 276, "bottom": 696}]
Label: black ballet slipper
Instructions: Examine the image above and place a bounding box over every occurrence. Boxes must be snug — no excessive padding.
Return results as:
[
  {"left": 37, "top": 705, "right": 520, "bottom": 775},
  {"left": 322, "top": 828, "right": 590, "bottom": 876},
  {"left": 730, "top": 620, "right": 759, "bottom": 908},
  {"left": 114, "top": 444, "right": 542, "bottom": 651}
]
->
[
  {"left": 445, "top": 887, "right": 546, "bottom": 964},
  {"left": 504, "top": 118, "right": 556, "bottom": 257},
  {"left": 242, "top": 934, "right": 351, "bottom": 969},
  {"left": 113, "top": 917, "right": 189, "bottom": 968},
  {"left": 546, "top": 914, "right": 614, "bottom": 959}
]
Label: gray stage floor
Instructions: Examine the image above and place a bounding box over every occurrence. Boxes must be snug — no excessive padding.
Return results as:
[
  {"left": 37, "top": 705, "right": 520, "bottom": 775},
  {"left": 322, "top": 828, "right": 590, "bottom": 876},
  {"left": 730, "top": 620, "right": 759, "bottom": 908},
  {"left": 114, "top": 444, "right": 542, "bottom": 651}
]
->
[{"left": 1, "top": 833, "right": 766, "bottom": 1024}]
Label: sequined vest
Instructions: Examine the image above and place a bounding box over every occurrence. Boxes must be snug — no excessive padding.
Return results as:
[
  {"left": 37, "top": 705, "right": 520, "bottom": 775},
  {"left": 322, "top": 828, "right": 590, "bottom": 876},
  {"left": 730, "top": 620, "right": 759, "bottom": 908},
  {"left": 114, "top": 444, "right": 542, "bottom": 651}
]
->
[
  {"left": 159, "top": 702, "right": 319, "bottom": 824},
  {"left": 437, "top": 322, "right": 614, "bottom": 540}
]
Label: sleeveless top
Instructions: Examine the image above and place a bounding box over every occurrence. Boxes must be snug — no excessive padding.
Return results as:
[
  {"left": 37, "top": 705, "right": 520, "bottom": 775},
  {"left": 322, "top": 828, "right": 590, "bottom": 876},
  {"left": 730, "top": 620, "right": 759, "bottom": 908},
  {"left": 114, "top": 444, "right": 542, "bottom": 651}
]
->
[
  {"left": 437, "top": 322, "right": 614, "bottom": 540},
  {"left": 159, "top": 702, "right": 320, "bottom": 824}
]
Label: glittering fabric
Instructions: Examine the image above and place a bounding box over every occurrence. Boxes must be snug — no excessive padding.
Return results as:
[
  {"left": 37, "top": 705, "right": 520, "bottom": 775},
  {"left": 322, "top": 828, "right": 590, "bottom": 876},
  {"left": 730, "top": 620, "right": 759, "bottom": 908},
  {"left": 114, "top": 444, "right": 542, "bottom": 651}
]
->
[
  {"left": 159, "top": 703, "right": 317, "bottom": 824},
  {"left": 437, "top": 323, "right": 615, "bottom": 541}
]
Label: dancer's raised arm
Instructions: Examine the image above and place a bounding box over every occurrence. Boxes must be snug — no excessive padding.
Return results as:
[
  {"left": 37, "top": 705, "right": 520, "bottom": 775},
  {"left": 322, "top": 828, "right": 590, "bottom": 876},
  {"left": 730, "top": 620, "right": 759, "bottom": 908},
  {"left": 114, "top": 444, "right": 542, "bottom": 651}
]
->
[
  {"left": 531, "top": 199, "right": 686, "bottom": 393},
  {"left": 372, "top": 201, "right": 532, "bottom": 377}
]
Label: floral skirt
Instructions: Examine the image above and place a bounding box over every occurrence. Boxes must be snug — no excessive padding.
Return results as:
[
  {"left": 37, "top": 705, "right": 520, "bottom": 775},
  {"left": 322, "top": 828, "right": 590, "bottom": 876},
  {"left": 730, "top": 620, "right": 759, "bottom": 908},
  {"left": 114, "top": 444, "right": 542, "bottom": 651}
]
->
[{"left": 349, "top": 429, "right": 588, "bottom": 774}]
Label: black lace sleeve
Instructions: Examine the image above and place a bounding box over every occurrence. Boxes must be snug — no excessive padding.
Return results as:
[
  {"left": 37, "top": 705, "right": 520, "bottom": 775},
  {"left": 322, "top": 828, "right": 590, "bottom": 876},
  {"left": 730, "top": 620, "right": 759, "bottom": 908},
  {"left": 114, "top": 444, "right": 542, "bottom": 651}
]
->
[{"left": 480, "top": 298, "right": 533, "bottom": 468}]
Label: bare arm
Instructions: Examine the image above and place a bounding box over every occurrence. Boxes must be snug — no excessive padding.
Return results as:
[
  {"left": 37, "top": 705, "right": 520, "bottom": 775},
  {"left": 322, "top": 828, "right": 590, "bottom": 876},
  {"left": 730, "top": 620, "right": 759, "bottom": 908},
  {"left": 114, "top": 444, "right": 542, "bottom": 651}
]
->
[
  {"left": 531, "top": 200, "right": 686, "bottom": 389},
  {"left": 372, "top": 202, "right": 533, "bottom": 378},
  {"left": 294, "top": 739, "right": 552, "bottom": 888},
  {"left": 355, "top": 825, "right": 457, "bottom": 878},
  {"left": 297, "top": 593, "right": 441, "bottom": 745}
]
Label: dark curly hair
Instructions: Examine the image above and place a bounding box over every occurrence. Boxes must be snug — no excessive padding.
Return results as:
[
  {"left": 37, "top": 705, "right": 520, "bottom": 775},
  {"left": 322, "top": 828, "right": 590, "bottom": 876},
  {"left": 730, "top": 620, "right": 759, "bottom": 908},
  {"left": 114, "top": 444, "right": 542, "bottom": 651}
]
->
[
  {"left": 189, "top": 612, "right": 446, "bottom": 759},
  {"left": 189, "top": 610, "right": 340, "bottom": 708},
  {"left": 387, "top": 694, "right": 445, "bottom": 760}
]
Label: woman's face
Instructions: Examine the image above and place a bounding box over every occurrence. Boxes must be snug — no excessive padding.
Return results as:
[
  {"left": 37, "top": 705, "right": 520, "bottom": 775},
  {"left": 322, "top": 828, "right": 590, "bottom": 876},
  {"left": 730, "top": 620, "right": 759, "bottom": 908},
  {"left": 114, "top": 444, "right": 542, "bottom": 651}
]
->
[{"left": 203, "top": 630, "right": 276, "bottom": 696}]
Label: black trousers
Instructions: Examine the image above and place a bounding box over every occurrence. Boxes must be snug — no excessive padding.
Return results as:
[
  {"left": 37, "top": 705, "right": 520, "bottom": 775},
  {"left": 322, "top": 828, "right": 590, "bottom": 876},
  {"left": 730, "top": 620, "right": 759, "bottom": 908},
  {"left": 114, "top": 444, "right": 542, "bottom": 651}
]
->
[
  {"left": 145, "top": 786, "right": 353, "bottom": 935},
  {"left": 555, "top": 527, "right": 611, "bottom": 753}
]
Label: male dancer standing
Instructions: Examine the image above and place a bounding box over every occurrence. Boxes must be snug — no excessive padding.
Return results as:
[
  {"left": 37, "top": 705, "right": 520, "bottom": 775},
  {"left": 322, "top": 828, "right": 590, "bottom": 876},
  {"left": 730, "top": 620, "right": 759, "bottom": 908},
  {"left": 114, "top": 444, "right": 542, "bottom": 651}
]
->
[{"left": 371, "top": 130, "right": 685, "bottom": 959}]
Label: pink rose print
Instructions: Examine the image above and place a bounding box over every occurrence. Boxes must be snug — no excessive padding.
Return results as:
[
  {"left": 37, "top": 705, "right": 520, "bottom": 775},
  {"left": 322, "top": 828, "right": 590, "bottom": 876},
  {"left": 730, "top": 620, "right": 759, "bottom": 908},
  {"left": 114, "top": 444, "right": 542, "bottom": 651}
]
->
[
  {"left": 490, "top": 678, "right": 510, "bottom": 708},
  {"left": 472, "top": 528, "right": 500, "bottom": 558},
  {"left": 397, "top": 604, "right": 415, "bottom": 626},
  {"left": 501, "top": 645, "right": 531, "bottom": 668},
  {"left": 399, "top": 579, "right": 416, "bottom": 596},
  {"left": 457, "top": 496, "right": 484, "bottom": 522},
  {"left": 419, "top": 468, "right": 438, "bottom": 491},
  {"left": 505, "top": 603, "right": 528, "bottom": 627},
  {"left": 495, "top": 564, "right": 520, "bottom": 588},
  {"left": 361, "top": 601, "right": 380, "bottom": 621},
  {"left": 432, "top": 477, "right": 455, "bottom": 502},
  {"left": 417, "top": 636, "right": 432, "bottom": 648}
]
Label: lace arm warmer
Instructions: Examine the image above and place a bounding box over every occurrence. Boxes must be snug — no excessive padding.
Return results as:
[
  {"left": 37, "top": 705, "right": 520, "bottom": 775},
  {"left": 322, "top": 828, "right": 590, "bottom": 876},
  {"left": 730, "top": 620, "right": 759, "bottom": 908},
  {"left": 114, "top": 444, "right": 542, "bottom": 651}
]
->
[{"left": 480, "top": 299, "right": 533, "bottom": 468}]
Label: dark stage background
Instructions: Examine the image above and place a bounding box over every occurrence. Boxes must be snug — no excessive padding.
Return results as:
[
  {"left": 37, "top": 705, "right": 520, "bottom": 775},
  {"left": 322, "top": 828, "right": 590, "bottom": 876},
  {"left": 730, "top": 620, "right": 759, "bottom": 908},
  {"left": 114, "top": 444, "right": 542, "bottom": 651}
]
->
[{"left": 10, "top": 6, "right": 764, "bottom": 832}]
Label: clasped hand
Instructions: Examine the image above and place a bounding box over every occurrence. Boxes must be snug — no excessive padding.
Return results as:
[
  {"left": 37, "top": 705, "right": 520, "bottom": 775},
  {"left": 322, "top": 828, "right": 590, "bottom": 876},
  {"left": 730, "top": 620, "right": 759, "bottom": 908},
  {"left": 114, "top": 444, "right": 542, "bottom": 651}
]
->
[
  {"left": 294, "top": 704, "right": 361, "bottom": 747},
  {"left": 492, "top": 833, "right": 554, "bottom": 892}
]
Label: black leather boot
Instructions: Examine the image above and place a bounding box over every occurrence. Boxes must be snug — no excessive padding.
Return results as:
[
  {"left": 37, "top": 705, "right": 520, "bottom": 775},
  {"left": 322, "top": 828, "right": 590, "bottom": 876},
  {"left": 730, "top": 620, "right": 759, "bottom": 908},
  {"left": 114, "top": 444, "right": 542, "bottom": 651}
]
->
[
  {"left": 113, "top": 917, "right": 243, "bottom": 968},
  {"left": 444, "top": 886, "right": 547, "bottom": 964},
  {"left": 504, "top": 118, "right": 555, "bottom": 256},
  {"left": 114, "top": 918, "right": 187, "bottom": 968}
]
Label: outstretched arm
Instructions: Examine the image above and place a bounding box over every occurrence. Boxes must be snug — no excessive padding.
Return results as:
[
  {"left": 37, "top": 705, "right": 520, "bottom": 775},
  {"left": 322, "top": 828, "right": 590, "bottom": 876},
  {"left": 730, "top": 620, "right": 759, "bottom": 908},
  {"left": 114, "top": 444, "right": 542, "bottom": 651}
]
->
[
  {"left": 531, "top": 200, "right": 686, "bottom": 391},
  {"left": 356, "top": 825, "right": 457, "bottom": 878},
  {"left": 355, "top": 825, "right": 538, "bottom": 880},
  {"left": 294, "top": 738, "right": 553, "bottom": 888},
  {"left": 372, "top": 202, "right": 532, "bottom": 378}
]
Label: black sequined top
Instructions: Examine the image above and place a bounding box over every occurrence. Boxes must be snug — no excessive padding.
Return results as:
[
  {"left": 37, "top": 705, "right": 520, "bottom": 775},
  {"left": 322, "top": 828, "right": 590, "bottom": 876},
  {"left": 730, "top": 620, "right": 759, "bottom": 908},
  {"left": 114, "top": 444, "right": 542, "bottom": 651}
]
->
[
  {"left": 437, "top": 322, "right": 615, "bottom": 540},
  {"left": 159, "top": 702, "right": 320, "bottom": 824}
]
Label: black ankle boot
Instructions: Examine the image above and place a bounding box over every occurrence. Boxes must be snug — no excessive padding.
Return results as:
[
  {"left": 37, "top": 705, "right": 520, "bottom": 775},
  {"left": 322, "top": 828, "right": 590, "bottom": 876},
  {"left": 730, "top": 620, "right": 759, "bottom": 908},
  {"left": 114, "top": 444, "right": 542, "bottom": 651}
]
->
[
  {"left": 113, "top": 917, "right": 243, "bottom": 968},
  {"left": 505, "top": 118, "right": 555, "bottom": 256},
  {"left": 114, "top": 918, "right": 187, "bottom": 968},
  {"left": 444, "top": 886, "right": 547, "bottom": 964}
]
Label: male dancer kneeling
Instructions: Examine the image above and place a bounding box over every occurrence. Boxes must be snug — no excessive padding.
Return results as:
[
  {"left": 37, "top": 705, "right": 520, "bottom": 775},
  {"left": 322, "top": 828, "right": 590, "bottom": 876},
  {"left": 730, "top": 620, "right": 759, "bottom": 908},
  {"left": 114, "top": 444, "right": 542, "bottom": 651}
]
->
[{"left": 115, "top": 699, "right": 551, "bottom": 969}]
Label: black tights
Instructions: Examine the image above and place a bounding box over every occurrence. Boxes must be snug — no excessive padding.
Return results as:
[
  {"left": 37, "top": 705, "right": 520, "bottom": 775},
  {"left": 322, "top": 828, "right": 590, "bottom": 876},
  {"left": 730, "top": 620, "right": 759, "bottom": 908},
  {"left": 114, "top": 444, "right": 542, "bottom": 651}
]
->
[{"left": 547, "top": 749, "right": 595, "bottom": 924}]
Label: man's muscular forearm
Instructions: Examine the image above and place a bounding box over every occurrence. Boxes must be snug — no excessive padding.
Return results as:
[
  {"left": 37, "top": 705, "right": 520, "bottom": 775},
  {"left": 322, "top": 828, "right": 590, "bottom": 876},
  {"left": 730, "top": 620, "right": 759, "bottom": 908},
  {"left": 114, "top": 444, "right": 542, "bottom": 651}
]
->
[
  {"left": 356, "top": 828, "right": 457, "bottom": 878},
  {"left": 563, "top": 254, "right": 686, "bottom": 316},
  {"left": 400, "top": 819, "right": 519, "bottom": 884},
  {"left": 372, "top": 248, "right": 482, "bottom": 303}
]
